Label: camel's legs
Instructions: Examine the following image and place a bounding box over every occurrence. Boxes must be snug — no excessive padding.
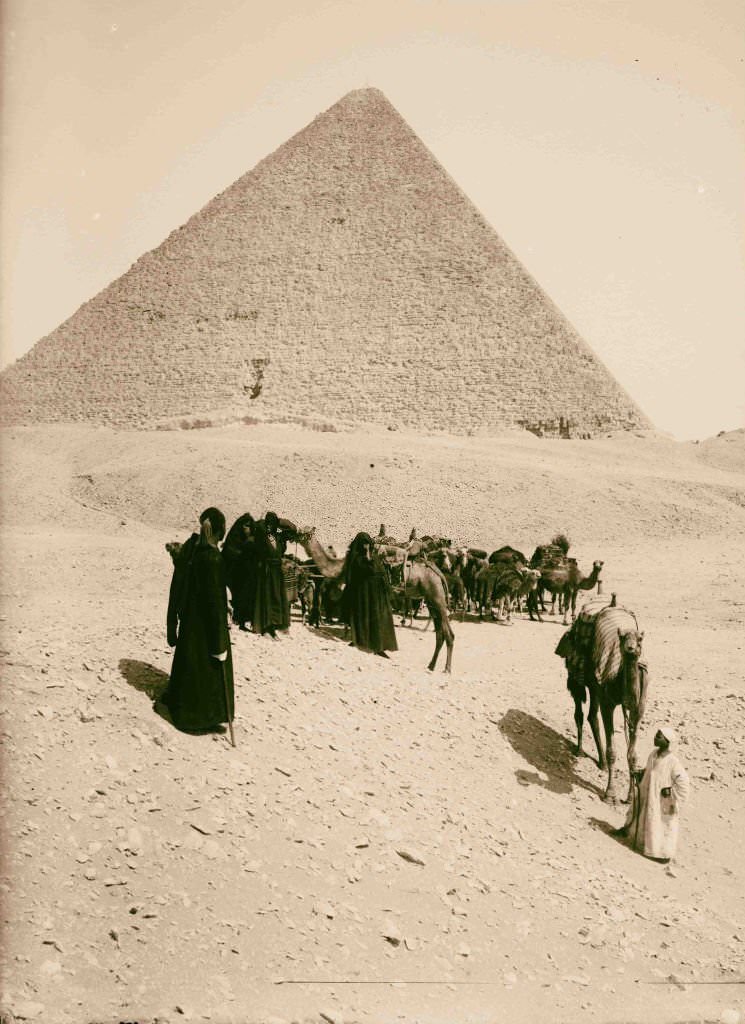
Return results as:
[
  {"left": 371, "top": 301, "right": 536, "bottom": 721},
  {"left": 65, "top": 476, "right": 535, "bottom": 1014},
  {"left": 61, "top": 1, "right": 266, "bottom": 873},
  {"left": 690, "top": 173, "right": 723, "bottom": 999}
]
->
[
  {"left": 572, "top": 687, "right": 585, "bottom": 756},
  {"left": 427, "top": 607, "right": 445, "bottom": 671},
  {"left": 527, "top": 591, "right": 543, "bottom": 622},
  {"left": 442, "top": 613, "right": 454, "bottom": 673},
  {"left": 600, "top": 699, "right": 618, "bottom": 802},
  {"left": 426, "top": 605, "right": 454, "bottom": 673},
  {"left": 587, "top": 683, "right": 605, "bottom": 768}
]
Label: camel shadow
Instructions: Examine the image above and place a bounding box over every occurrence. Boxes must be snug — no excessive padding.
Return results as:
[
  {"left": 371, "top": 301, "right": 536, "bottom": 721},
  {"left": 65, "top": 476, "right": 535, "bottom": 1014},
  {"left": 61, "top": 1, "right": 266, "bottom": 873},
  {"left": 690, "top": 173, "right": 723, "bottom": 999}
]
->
[
  {"left": 588, "top": 816, "right": 630, "bottom": 851},
  {"left": 498, "top": 708, "right": 604, "bottom": 798}
]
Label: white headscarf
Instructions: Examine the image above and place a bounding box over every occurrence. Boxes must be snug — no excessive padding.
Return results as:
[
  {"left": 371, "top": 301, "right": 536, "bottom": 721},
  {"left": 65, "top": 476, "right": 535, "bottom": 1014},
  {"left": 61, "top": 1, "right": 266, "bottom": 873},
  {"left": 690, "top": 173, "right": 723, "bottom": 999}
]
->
[{"left": 657, "top": 725, "right": 677, "bottom": 745}]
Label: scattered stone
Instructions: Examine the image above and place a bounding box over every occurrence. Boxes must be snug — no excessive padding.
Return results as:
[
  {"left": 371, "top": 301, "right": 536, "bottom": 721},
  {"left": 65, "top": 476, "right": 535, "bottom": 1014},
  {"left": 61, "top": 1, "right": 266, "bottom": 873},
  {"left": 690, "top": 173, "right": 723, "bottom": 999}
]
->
[
  {"left": 396, "top": 848, "right": 425, "bottom": 866},
  {"left": 313, "top": 901, "right": 335, "bottom": 919},
  {"left": 189, "top": 819, "right": 213, "bottom": 836}
]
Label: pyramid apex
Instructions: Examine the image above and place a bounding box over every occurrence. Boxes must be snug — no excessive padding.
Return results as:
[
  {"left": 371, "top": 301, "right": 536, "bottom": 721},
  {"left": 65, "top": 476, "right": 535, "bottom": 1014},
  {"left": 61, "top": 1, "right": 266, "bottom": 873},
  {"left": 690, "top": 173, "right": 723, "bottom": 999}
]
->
[{"left": 323, "top": 87, "right": 397, "bottom": 114}]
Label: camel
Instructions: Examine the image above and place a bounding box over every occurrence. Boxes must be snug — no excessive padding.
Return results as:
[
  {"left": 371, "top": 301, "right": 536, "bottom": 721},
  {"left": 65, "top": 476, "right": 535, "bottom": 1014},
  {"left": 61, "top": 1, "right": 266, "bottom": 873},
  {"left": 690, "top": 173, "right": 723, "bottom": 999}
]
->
[
  {"left": 463, "top": 552, "right": 488, "bottom": 612},
  {"left": 556, "top": 598, "right": 649, "bottom": 802},
  {"left": 488, "top": 545, "right": 528, "bottom": 566},
  {"left": 476, "top": 563, "right": 541, "bottom": 622},
  {"left": 527, "top": 555, "right": 603, "bottom": 626},
  {"left": 298, "top": 528, "right": 454, "bottom": 673},
  {"left": 563, "top": 558, "right": 604, "bottom": 621},
  {"left": 529, "top": 537, "right": 571, "bottom": 618},
  {"left": 495, "top": 567, "right": 542, "bottom": 622}
]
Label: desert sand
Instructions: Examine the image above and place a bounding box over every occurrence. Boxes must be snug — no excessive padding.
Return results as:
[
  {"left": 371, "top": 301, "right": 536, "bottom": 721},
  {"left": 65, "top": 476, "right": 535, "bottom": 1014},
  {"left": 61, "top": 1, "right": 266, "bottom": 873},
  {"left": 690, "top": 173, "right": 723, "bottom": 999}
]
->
[{"left": 0, "top": 420, "right": 743, "bottom": 1024}]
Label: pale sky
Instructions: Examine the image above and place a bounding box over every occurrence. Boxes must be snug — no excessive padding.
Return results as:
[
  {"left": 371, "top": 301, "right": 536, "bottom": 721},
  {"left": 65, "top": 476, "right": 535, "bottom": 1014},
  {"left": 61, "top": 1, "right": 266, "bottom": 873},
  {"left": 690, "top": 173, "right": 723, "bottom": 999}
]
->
[{"left": 2, "top": 0, "right": 743, "bottom": 440}]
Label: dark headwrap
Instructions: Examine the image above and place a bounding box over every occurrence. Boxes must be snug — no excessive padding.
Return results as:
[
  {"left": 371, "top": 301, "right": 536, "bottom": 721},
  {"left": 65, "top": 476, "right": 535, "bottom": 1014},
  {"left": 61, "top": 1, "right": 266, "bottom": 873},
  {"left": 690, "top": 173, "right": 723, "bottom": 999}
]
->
[
  {"left": 199, "top": 507, "right": 226, "bottom": 543},
  {"left": 224, "top": 513, "right": 255, "bottom": 551}
]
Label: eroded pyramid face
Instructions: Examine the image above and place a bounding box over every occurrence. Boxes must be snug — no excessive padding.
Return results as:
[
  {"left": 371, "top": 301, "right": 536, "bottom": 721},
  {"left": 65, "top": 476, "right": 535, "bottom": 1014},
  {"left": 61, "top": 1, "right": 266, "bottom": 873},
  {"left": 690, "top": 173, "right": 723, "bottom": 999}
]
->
[{"left": 0, "top": 88, "right": 650, "bottom": 436}]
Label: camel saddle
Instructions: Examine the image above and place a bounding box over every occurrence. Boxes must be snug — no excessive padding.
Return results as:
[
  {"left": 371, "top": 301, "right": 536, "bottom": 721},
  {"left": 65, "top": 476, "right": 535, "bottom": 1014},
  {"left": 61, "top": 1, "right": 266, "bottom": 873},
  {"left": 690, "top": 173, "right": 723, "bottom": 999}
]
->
[{"left": 555, "top": 598, "right": 615, "bottom": 668}]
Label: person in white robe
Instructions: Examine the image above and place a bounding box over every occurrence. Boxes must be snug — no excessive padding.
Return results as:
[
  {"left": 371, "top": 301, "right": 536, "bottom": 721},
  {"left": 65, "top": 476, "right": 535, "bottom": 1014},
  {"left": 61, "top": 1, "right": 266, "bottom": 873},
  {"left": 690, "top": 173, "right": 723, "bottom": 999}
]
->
[{"left": 618, "top": 725, "right": 690, "bottom": 870}]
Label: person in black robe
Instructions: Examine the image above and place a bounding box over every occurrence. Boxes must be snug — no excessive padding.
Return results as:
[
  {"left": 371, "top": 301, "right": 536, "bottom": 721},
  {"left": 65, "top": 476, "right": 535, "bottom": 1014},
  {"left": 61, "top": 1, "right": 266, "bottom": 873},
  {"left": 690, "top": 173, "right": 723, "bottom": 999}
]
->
[
  {"left": 251, "top": 511, "right": 298, "bottom": 638},
  {"left": 342, "top": 531, "right": 398, "bottom": 657},
  {"left": 222, "top": 513, "right": 257, "bottom": 631},
  {"left": 164, "top": 507, "right": 235, "bottom": 732}
]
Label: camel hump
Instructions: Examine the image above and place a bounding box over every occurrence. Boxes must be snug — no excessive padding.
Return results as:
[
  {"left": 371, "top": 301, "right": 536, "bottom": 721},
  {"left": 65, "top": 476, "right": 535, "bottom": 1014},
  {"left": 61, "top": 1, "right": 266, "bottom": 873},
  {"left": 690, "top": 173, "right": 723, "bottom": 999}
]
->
[
  {"left": 576, "top": 596, "right": 615, "bottom": 622},
  {"left": 593, "top": 606, "right": 640, "bottom": 683},
  {"left": 594, "top": 605, "right": 639, "bottom": 633}
]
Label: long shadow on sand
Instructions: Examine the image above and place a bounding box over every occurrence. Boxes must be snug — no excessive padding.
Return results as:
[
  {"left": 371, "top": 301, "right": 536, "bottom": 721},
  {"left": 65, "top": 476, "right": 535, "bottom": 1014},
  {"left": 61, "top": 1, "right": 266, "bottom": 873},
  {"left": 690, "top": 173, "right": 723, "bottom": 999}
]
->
[
  {"left": 304, "top": 623, "right": 349, "bottom": 644},
  {"left": 119, "top": 657, "right": 173, "bottom": 728},
  {"left": 498, "top": 708, "right": 604, "bottom": 798},
  {"left": 119, "top": 658, "right": 169, "bottom": 701},
  {"left": 118, "top": 658, "right": 227, "bottom": 736},
  {"left": 588, "top": 816, "right": 631, "bottom": 851}
]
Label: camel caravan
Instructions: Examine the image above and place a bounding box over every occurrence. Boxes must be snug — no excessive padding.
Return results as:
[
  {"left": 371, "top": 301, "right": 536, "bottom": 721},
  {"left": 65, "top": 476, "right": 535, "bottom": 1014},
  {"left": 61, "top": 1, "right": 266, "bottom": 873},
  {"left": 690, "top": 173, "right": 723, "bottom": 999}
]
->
[{"left": 166, "top": 515, "right": 651, "bottom": 805}]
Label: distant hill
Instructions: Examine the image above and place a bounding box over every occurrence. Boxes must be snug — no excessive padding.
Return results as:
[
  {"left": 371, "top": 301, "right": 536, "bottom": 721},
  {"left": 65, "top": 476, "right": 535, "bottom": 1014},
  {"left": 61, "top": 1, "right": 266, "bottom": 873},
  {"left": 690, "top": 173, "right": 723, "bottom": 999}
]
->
[{"left": 695, "top": 428, "right": 745, "bottom": 474}]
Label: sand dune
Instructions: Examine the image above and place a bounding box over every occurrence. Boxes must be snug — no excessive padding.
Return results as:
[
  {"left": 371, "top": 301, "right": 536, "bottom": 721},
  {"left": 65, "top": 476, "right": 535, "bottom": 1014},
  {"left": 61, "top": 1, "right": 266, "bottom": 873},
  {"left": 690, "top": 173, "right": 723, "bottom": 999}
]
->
[{"left": 1, "top": 422, "right": 743, "bottom": 1024}]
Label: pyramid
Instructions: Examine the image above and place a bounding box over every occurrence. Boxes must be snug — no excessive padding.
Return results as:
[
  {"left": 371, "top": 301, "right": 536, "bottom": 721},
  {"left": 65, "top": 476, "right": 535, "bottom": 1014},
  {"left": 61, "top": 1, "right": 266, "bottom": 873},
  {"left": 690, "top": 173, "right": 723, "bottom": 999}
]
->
[{"left": 0, "top": 88, "right": 651, "bottom": 436}]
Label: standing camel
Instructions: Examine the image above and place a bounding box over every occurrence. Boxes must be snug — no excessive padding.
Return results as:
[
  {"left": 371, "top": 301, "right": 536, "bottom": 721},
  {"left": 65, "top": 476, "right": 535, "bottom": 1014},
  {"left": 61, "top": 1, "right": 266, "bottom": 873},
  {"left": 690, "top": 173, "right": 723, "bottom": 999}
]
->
[
  {"left": 298, "top": 528, "right": 454, "bottom": 673},
  {"left": 562, "top": 558, "right": 604, "bottom": 622},
  {"left": 556, "top": 599, "right": 649, "bottom": 802}
]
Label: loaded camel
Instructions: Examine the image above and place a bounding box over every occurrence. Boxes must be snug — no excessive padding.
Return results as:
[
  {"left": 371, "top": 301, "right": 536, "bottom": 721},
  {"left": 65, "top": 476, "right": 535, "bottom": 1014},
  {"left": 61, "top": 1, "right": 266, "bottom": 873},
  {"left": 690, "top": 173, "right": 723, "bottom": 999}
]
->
[
  {"left": 528, "top": 554, "right": 603, "bottom": 625},
  {"left": 556, "top": 597, "right": 649, "bottom": 802},
  {"left": 298, "top": 527, "right": 455, "bottom": 673}
]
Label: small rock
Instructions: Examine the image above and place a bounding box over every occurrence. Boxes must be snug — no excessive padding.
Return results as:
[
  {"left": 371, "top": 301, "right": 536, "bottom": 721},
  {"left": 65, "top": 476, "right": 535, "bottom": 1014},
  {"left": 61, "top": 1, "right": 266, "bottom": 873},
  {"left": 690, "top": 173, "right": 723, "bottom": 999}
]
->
[
  {"left": 396, "top": 849, "right": 425, "bottom": 866},
  {"left": 313, "top": 901, "right": 335, "bottom": 919}
]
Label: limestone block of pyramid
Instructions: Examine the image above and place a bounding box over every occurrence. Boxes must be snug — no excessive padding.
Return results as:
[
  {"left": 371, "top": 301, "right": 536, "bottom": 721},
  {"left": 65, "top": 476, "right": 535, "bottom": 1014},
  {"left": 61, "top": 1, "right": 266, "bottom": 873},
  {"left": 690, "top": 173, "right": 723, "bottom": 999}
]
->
[{"left": 0, "top": 88, "right": 651, "bottom": 435}]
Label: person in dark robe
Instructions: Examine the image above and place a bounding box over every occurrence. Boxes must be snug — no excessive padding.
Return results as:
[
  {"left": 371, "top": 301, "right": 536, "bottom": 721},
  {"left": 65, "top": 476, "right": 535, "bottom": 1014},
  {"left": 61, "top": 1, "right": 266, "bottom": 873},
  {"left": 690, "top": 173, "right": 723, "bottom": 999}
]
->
[
  {"left": 342, "top": 531, "right": 398, "bottom": 657},
  {"left": 222, "top": 513, "right": 257, "bottom": 631},
  {"left": 164, "top": 507, "right": 235, "bottom": 732},
  {"left": 251, "top": 511, "right": 298, "bottom": 638}
]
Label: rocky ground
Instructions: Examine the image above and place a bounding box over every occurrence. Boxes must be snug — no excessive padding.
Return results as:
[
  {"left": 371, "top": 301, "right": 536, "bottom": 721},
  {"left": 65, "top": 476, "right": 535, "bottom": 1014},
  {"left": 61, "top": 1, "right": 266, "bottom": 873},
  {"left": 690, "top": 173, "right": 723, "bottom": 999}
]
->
[{"left": 0, "top": 422, "right": 743, "bottom": 1024}]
